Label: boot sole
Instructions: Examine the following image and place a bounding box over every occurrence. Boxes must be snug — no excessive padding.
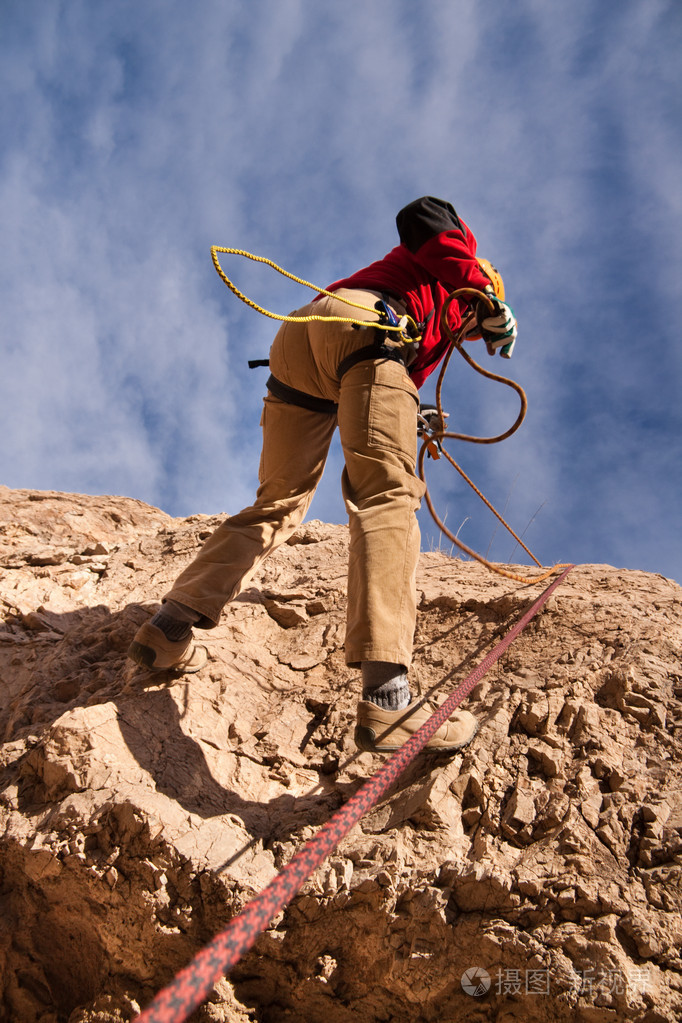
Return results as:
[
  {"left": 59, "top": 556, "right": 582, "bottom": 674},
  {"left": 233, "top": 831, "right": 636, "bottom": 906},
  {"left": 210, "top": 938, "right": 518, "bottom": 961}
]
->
[{"left": 354, "top": 721, "right": 478, "bottom": 754}]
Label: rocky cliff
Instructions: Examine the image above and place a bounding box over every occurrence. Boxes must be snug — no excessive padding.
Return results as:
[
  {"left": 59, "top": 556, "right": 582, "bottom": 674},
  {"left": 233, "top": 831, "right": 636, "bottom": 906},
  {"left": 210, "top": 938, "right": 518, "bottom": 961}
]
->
[{"left": 1, "top": 486, "right": 681, "bottom": 1023}]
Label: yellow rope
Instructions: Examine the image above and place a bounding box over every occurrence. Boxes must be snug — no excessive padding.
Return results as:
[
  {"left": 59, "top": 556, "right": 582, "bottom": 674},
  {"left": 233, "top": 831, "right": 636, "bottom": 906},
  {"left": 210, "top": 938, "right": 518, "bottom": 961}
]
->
[{"left": 211, "top": 246, "right": 421, "bottom": 339}]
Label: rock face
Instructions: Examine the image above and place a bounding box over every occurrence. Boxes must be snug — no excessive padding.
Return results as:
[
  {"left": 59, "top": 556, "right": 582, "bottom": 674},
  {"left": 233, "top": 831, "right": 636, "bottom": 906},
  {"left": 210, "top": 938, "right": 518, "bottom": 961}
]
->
[{"left": 1, "top": 485, "right": 681, "bottom": 1023}]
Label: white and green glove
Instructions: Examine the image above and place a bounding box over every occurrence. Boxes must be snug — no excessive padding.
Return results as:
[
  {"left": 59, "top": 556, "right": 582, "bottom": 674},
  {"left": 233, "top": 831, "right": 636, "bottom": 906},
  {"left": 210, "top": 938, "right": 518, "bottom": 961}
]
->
[{"left": 477, "top": 296, "right": 517, "bottom": 358}]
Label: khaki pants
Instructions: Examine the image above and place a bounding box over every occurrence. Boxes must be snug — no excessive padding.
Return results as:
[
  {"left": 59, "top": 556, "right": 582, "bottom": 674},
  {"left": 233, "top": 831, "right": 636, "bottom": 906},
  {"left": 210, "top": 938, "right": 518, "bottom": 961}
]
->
[{"left": 165, "top": 290, "right": 426, "bottom": 668}]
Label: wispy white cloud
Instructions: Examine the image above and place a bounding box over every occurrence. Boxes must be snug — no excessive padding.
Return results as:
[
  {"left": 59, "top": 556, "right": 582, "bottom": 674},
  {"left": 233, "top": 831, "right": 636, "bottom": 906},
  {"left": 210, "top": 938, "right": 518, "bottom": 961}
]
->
[{"left": 0, "top": 0, "right": 679, "bottom": 580}]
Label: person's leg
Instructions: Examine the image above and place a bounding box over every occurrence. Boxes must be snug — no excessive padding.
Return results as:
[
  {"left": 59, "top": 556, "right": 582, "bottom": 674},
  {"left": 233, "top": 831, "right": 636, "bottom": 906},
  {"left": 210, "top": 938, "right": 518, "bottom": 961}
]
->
[
  {"left": 289, "top": 295, "right": 423, "bottom": 710},
  {"left": 336, "top": 356, "right": 477, "bottom": 753},
  {"left": 338, "top": 357, "right": 425, "bottom": 669},
  {"left": 165, "top": 395, "right": 336, "bottom": 624},
  {"left": 128, "top": 394, "right": 336, "bottom": 669}
]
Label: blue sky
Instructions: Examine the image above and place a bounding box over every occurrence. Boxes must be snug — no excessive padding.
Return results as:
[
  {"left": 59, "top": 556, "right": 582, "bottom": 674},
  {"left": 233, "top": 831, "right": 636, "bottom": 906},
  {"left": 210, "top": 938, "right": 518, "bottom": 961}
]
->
[{"left": 1, "top": 0, "right": 680, "bottom": 583}]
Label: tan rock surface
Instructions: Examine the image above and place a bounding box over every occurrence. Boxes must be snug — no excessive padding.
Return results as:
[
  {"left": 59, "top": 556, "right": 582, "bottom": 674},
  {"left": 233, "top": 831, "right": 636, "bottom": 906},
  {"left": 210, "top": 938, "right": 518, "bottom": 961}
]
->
[{"left": 1, "top": 486, "right": 681, "bottom": 1022}]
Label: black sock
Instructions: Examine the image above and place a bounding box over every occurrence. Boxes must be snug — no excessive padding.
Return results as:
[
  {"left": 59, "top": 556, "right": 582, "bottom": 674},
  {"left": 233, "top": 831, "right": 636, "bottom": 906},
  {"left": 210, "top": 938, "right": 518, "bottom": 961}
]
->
[{"left": 150, "top": 606, "right": 195, "bottom": 642}]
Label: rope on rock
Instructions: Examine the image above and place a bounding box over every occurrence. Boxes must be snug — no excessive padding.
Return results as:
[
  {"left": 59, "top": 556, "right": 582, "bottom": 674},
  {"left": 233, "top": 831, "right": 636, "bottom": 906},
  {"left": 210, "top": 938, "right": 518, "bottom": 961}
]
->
[{"left": 133, "top": 563, "right": 574, "bottom": 1023}]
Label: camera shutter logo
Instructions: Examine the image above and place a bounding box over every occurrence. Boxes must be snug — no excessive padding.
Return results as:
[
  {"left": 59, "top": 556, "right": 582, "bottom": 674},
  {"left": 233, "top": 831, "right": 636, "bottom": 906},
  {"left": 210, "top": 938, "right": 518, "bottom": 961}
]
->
[{"left": 461, "top": 966, "right": 491, "bottom": 997}]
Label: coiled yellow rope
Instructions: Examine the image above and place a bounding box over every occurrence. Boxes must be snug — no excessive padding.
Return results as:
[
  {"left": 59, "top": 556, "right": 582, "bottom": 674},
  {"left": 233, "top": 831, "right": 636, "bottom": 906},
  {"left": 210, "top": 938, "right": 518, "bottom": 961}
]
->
[{"left": 211, "top": 246, "right": 421, "bottom": 339}]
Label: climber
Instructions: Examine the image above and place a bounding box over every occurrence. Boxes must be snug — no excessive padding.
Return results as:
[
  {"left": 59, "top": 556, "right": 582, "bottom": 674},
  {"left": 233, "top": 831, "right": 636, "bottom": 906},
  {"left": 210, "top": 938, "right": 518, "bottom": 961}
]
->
[{"left": 127, "top": 196, "right": 517, "bottom": 754}]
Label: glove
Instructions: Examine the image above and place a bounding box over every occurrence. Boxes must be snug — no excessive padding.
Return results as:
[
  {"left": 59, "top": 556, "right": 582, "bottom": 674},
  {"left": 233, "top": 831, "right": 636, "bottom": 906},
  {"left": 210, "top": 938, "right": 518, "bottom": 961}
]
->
[
  {"left": 476, "top": 295, "right": 517, "bottom": 358},
  {"left": 418, "top": 404, "right": 449, "bottom": 459}
]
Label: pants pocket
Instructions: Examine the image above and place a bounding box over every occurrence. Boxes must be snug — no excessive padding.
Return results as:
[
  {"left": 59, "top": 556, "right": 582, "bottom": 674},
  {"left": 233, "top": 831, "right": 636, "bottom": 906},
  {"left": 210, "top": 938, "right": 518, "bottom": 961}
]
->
[{"left": 367, "top": 360, "right": 420, "bottom": 461}]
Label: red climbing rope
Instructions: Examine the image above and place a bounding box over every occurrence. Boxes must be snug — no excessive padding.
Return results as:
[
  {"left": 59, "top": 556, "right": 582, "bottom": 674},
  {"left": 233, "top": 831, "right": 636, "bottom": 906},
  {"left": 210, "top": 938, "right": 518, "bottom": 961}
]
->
[{"left": 134, "top": 564, "right": 574, "bottom": 1022}]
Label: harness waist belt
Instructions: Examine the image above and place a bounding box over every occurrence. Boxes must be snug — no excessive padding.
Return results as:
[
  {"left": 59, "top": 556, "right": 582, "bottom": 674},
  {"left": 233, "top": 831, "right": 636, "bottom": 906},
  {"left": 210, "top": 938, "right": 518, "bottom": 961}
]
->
[
  {"left": 266, "top": 374, "right": 338, "bottom": 415},
  {"left": 337, "top": 294, "right": 415, "bottom": 380}
]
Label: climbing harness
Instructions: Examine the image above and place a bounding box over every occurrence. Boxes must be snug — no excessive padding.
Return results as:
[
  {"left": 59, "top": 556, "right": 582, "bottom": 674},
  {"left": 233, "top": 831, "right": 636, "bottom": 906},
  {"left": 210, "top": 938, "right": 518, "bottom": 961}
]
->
[
  {"left": 336, "top": 295, "right": 419, "bottom": 379},
  {"left": 211, "top": 249, "right": 569, "bottom": 585},
  {"left": 132, "top": 564, "right": 574, "bottom": 1023},
  {"left": 263, "top": 296, "right": 417, "bottom": 415},
  {"left": 265, "top": 375, "right": 339, "bottom": 415}
]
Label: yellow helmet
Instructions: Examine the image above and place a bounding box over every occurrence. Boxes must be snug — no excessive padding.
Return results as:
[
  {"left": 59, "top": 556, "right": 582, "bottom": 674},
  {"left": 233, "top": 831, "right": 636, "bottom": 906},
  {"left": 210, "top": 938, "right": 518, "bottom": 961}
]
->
[
  {"left": 464, "top": 258, "right": 505, "bottom": 340},
  {"left": 476, "top": 258, "right": 505, "bottom": 301}
]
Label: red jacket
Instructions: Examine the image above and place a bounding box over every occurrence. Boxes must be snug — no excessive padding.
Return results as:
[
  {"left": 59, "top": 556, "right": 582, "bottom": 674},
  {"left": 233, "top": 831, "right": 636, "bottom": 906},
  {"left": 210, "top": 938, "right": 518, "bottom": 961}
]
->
[{"left": 325, "top": 196, "right": 492, "bottom": 389}]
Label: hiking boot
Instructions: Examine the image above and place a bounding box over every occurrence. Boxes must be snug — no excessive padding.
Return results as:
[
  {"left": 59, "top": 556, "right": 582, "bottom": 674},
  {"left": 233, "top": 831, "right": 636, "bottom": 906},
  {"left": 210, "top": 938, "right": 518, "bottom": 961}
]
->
[
  {"left": 127, "top": 622, "right": 207, "bottom": 673},
  {"left": 354, "top": 698, "right": 478, "bottom": 754}
]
